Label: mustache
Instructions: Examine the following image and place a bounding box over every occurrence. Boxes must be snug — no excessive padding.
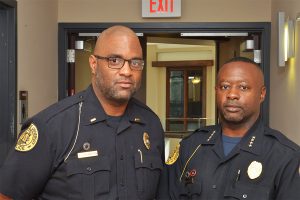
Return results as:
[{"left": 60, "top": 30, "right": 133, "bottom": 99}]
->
[
  {"left": 223, "top": 101, "right": 242, "bottom": 108},
  {"left": 114, "top": 77, "right": 134, "bottom": 83}
]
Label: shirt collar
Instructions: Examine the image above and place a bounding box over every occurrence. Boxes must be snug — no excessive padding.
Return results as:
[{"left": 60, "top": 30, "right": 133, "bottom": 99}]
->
[
  {"left": 81, "top": 85, "right": 107, "bottom": 125},
  {"left": 238, "top": 119, "right": 264, "bottom": 156},
  {"left": 80, "top": 85, "right": 146, "bottom": 126},
  {"left": 200, "top": 118, "right": 264, "bottom": 156}
]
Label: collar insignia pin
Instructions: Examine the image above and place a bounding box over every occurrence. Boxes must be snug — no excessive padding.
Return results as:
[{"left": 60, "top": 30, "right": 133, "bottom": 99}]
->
[
  {"left": 248, "top": 136, "right": 256, "bottom": 147},
  {"left": 90, "top": 117, "right": 96, "bottom": 123},
  {"left": 134, "top": 118, "right": 141, "bottom": 122},
  {"left": 207, "top": 130, "right": 216, "bottom": 141}
]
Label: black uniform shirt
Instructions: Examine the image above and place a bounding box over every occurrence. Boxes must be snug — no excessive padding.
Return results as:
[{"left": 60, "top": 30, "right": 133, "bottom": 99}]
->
[
  {"left": 0, "top": 85, "right": 165, "bottom": 200},
  {"left": 168, "top": 120, "right": 300, "bottom": 200}
]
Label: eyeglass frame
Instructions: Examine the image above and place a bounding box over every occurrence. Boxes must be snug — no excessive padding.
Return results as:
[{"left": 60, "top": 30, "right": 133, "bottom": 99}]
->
[{"left": 93, "top": 54, "right": 144, "bottom": 71}]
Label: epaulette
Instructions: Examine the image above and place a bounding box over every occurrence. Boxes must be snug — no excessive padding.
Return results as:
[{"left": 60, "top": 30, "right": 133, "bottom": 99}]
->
[
  {"left": 182, "top": 125, "right": 216, "bottom": 140},
  {"left": 130, "top": 98, "right": 159, "bottom": 116},
  {"left": 265, "top": 127, "right": 300, "bottom": 151},
  {"left": 33, "top": 91, "right": 85, "bottom": 123}
]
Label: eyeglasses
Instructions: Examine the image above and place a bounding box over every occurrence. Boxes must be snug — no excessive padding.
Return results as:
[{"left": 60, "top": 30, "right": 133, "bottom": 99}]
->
[{"left": 94, "top": 55, "right": 144, "bottom": 71}]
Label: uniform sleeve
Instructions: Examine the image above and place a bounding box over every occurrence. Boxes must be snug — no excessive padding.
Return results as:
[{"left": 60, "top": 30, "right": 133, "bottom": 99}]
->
[
  {"left": 275, "top": 151, "right": 300, "bottom": 200},
  {"left": 0, "top": 119, "right": 55, "bottom": 200}
]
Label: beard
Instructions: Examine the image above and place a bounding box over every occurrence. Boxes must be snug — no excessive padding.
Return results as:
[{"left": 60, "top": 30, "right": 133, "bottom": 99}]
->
[{"left": 94, "top": 69, "right": 140, "bottom": 105}]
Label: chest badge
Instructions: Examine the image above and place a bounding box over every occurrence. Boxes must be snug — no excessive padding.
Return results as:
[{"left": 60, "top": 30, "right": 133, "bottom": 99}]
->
[
  {"left": 247, "top": 161, "right": 263, "bottom": 179},
  {"left": 143, "top": 132, "right": 150, "bottom": 150},
  {"left": 15, "top": 123, "right": 39, "bottom": 152}
]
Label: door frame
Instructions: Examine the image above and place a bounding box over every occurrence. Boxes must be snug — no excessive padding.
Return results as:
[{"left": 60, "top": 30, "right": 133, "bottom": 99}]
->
[
  {"left": 58, "top": 22, "right": 271, "bottom": 125},
  {"left": 0, "top": 0, "right": 17, "bottom": 165}
]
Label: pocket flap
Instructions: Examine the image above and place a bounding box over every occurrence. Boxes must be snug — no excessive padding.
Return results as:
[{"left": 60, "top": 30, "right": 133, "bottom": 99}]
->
[
  {"left": 66, "top": 156, "right": 110, "bottom": 176},
  {"left": 134, "top": 153, "right": 163, "bottom": 170},
  {"left": 224, "top": 182, "right": 269, "bottom": 199},
  {"left": 176, "top": 180, "right": 201, "bottom": 197}
]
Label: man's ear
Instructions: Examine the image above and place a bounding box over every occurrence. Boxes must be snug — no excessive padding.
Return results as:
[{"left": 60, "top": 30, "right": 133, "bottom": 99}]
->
[
  {"left": 89, "top": 55, "right": 97, "bottom": 74},
  {"left": 260, "top": 86, "right": 266, "bottom": 103}
]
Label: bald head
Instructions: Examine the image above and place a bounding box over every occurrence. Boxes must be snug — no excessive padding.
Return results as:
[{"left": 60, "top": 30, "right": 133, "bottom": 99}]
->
[
  {"left": 94, "top": 25, "right": 141, "bottom": 54},
  {"left": 218, "top": 57, "right": 265, "bottom": 85}
]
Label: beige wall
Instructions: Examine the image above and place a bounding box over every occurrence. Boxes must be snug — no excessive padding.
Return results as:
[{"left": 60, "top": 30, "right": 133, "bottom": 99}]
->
[
  {"left": 57, "top": 0, "right": 271, "bottom": 22},
  {"left": 270, "top": 0, "right": 300, "bottom": 144},
  {"left": 17, "top": 0, "right": 58, "bottom": 130}
]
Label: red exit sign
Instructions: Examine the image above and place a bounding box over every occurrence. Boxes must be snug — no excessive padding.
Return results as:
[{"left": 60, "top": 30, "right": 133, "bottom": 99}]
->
[{"left": 142, "top": 0, "right": 181, "bottom": 18}]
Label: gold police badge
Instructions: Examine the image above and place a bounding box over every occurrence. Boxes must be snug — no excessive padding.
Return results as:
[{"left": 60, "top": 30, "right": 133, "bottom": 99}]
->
[
  {"left": 166, "top": 144, "right": 180, "bottom": 165},
  {"left": 15, "top": 123, "right": 39, "bottom": 152},
  {"left": 143, "top": 132, "right": 150, "bottom": 150}
]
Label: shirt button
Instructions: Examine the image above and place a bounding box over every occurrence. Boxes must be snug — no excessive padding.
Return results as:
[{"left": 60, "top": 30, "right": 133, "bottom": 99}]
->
[
  {"left": 86, "top": 167, "right": 92, "bottom": 172},
  {"left": 212, "top": 185, "right": 217, "bottom": 189},
  {"left": 243, "top": 194, "right": 247, "bottom": 198}
]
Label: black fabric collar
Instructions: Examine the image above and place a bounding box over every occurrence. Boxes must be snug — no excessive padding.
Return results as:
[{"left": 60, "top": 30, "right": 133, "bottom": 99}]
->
[
  {"left": 198, "top": 118, "right": 264, "bottom": 157},
  {"left": 80, "top": 85, "right": 147, "bottom": 128}
]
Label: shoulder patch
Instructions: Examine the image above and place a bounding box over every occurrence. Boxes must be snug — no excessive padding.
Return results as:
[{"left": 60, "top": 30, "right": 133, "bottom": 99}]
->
[
  {"left": 15, "top": 123, "right": 39, "bottom": 152},
  {"left": 166, "top": 144, "right": 180, "bottom": 165}
]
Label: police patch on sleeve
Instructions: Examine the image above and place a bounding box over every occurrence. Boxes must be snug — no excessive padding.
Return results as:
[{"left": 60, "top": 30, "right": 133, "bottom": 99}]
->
[
  {"left": 166, "top": 144, "right": 180, "bottom": 165},
  {"left": 15, "top": 123, "right": 39, "bottom": 152}
]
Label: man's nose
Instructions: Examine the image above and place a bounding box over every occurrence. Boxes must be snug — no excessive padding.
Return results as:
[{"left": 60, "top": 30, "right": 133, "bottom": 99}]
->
[
  {"left": 119, "top": 60, "right": 132, "bottom": 76},
  {"left": 226, "top": 88, "right": 240, "bottom": 100}
]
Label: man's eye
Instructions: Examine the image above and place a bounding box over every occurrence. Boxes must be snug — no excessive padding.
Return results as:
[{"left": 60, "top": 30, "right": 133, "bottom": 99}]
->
[
  {"left": 109, "top": 57, "right": 121, "bottom": 65},
  {"left": 131, "top": 60, "right": 141, "bottom": 66},
  {"left": 221, "top": 85, "right": 229, "bottom": 90},
  {"left": 240, "top": 85, "right": 249, "bottom": 90}
]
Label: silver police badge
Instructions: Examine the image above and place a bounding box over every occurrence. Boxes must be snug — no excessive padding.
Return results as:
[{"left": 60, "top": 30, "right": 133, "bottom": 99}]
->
[{"left": 247, "top": 161, "right": 263, "bottom": 179}]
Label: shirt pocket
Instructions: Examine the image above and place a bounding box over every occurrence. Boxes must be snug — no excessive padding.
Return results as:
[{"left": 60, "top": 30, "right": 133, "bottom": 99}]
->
[
  {"left": 66, "top": 156, "right": 111, "bottom": 200},
  {"left": 176, "top": 180, "right": 201, "bottom": 200},
  {"left": 134, "top": 152, "right": 163, "bottom": 200},
  {"left": 224, "top": 182, "right": 270, "bottom": 200}
]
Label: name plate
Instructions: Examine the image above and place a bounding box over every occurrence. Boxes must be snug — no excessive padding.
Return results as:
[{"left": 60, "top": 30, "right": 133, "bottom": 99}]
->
[{"left": 77, "top": 150, "right": 98, "bottom": 159}]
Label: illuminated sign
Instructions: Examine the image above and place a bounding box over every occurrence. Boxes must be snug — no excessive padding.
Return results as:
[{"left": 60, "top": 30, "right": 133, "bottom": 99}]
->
[{"left": 142, "top": 0, "right": 181, "bottom": 18}]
